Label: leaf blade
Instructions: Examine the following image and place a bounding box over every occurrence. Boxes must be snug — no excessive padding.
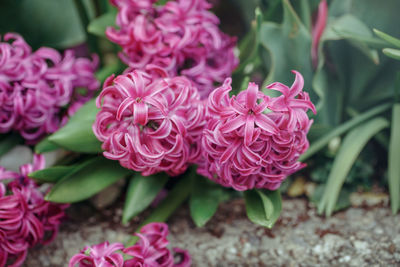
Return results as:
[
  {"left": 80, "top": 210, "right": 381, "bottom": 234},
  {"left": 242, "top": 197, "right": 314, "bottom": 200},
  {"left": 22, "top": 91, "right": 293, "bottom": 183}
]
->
[
  {"left": 122, "top": 173, "right": 168, "bottom": 224},
  {"left": 318, "top": 117, "right": 389, "bottom": 216},
  {"left": 389, "top": 104, "right": 400, "bottom": 214},
  {"left": 244, "top": 189, "right": 282, "bottom": 228},
  {"left": 45, "top": 157, "right": 131, "bottom": 203}
]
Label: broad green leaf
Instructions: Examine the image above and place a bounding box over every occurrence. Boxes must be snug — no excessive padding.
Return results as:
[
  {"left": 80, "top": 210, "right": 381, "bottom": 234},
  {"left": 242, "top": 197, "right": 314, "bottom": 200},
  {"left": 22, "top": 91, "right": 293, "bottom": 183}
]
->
[
  {"left": 259, "top": 0, "right": 313, "bottom": 95},
  {"left": 35, "top": 137, "right": 60, "bottom": 154},
  {"left": 373, "top": 29, "right": 400, "bottom": 48},
  {"left": 383, "top": 48, "right": 400, "bottom": 61},
  {"left": 190, "top": 177, "right": 230, "bottom": 227},
  {"left": 389, "top": 104, "right": 400, "bottom": 214},
  {"left": 29, "top": 166, "right": 77, "bottom": 183},
  {"left": 48, "top": 99, "right": 102, "bottom": 153},
  {"left": 244, "top": 189, "right": 282, "bottom": 228},
  {"left": 329, "top": 15, "right": 380, "bottom": 63},
  {"left": 318, "top": 117, "right": 389, "bottom": 216},
  {"left": 45, "top": 157, "right": 131, "bottom": 203},
  {"left": 301, "top": 103, "right": 391, "bottom": 161},
  {"left": 88, "top": 11, "right": 117, "bottom": 38},
  {"left": 0, "top": 0, "right": 87, "bottom": 49},
  {"left": 122, "top": 173, "right": 168, "bottom": 224},
  {"left": 126, "top": 173, "right": 192, "bottom": 247},
  {"left": 0, "top": 134, "right": 23, "bottom": 157}
]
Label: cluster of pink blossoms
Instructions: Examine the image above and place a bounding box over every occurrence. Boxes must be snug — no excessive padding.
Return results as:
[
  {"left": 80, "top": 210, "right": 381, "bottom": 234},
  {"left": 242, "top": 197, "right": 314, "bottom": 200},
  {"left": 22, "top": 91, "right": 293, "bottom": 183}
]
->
[
  {"left": 198, "top": 71, "right": 316, "bottom": 190},
  {"left": 106, "top": 0, "right": 238, "bottom": 98},
  {"left": 93, "top": 67, "right": 205, "bottom": 176},
  {"left": 0, "top": 155, "right": 68, "bottom": 267},
  {"left": 0, "top": 33, "right": 99, "bottom": 143},
  {"left": 94, "top": 69, "right": 315, "bottom": 191},
  {"left": 69, "top": 222, "right": 190, "bottom": 267}
]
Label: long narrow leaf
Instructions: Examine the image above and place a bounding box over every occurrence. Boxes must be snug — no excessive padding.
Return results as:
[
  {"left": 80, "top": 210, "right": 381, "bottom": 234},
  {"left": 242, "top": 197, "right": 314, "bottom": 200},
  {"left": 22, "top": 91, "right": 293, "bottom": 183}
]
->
[
  {"left": 373, "top": 29, "right": 400, "bottom": 48},
  {"left": 383, "top": 48, "right": 400, "bottom": 60},
  {"left": 45, "top": 157, "right": 131, "bottom": 203},
  {"left": 122, "top": 173, "right": 168, "bottom": 224},
  {"left": 301, "top": 103, "right": 391, "bottom": 161},
  {"left": 29, "top": 166, "right": 77, "bottom": 183},
  {"left": 318, "top": 117, "right": 389, "bottom": 216},
  {"left": 389, "top": 104, "right": 400, "bottom": 214}
]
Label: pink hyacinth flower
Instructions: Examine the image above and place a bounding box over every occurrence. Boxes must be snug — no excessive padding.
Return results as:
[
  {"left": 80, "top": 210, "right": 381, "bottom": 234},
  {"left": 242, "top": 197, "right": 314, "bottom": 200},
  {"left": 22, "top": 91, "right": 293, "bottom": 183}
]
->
[
  {"left": 106, "top": 0, "right": 238, "bottom": 98},
  {"left": 199, "top": 71, "right": 316, "bottom": 191},
  {"left": 69, "top": 241, "right": 124, "bottom": 267},
  {"left": 124, "top": 222, "right": 191, "bottom": 267},
  {"left": 0, "top": 33, "right": 99, "bottom": 143},
  {"left": 93, "top": 68, "right": 206, "bottom": 176},
  {"left": 0, "top": 154, "right": 68, "bottom": 267}
]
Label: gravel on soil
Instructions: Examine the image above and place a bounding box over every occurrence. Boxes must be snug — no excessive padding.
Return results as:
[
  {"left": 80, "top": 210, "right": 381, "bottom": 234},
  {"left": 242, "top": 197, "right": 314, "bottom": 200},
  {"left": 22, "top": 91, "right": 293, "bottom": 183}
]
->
[{"left": 24, "top": 198, "right": 400, "bottom": 267}]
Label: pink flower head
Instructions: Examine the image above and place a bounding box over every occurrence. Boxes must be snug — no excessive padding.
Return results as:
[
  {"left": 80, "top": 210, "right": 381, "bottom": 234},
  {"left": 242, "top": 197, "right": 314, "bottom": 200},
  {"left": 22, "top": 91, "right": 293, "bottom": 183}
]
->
[
  {"left": 0, "top": 154, "right": 68, "bottom": 267},
  {"left": 93, "top": 68, "right": 206, "bottom": 176},
  {"left": 68, "top": 241, "right": 124, "bottom": 267},
  {"left": 199, "top": 71, "right": 316, "bottom": 191},
  {"left": 124, "top": 222, "right": 191, "bottom": 267},
  {"left": 311, "top": 0, "right": 328, "bottom": 68},
  {"left": 106, "top": 0, "right": 238, "bottom": 98},
  {"left": 0, "top": 33, "right": 99, "bottom": 143},
  {"left": 69, "top": 223, "right": 191, "bottom": 267}
]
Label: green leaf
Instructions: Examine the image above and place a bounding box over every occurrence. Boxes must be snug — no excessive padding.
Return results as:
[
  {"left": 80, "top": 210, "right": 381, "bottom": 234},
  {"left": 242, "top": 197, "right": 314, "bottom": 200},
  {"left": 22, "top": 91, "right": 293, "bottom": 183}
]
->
[
  {"left": 29, "top": 166, "right": 77, "bottom": 183},
  {"left": 0, "top": 134, "right": 23, "bottom": 157},
  {"left": 301, "top": 103, "right": 391, "bottom": 161},
  {"left": 190, "top": 177, "right": 230, "bottom": 227},
  {"left": 244, "top": 189, "right": 282, "bottom": 228},
  {"left": 45, "top": 157, "right": 131, "bottom": 203},
  {"left": 0, "top": 0, "right": 87, "bottom": 49},
  {"left": 311, "top": 184, "right": 351, "bottom": 212},
  {"left": 126, "top": 172, "right": 192, "bottom": 247},
  {"left": 122, "top": 173, "right": 168, "bottom": 224},
  {"left": 318, "top": 117, "right": 389, "bottom": 216},
  {"left": 389, "top": 104, "right": 400, "bottom": 214},
  {"left": 87, "top": 10, "right": 117, "bottom": 38},
  {"left": 35, "top": 137, "right": 60, "bottom": 154},
  {"left": 48, "top": 99, "right": 102, "bottom": 153},
  {"left": 95, "top": 63, "right": 122, "bottom": 84},
  {"left": 383, "top": 48, "right": 400, "bottom": 61},
  {"left": 259, "top": 0, "right": 314, "bottom": 98},
  {"left": 374, "top": 29, "right": 400, "bottom": 48}
]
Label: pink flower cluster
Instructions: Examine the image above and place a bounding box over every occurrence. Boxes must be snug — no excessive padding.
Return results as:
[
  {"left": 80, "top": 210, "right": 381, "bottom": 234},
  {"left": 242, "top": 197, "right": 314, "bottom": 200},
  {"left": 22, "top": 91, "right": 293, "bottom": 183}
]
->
[
  {"left": 106, "top": 0, "right": 238, "bottom": 98},
  {"left": 93, "top": 67, "right": 205, "bottom": 176},
  {"left": 69, "top": 222, "right": 191, "bottom": 267},
  {"left": 0, "top": 155, "right": 67, "bottom": 267},
  {"left": 0, "top": 33, "right": 99, "bottom": 143},
  {"left": 198, "top": 71, "right": 316, "bottom": 191},
  {"left": 93, "top": 69, "right": 315, "bottom": 190}
]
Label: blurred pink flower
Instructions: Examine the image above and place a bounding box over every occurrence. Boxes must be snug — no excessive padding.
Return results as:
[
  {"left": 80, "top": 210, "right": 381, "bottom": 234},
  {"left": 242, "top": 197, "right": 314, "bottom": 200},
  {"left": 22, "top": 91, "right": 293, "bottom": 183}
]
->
[
  {"left": 68, "top": 241, "right": 124, "bottom": 267},
  {"left": 93, "top": 68, "right": 206, "bottom": 176},
  {"left": 199, "top": 71, "right": 316, "bottom": 191},
  {"left": 0, "top": 33, "right": 99, "bottom": 143},
  {"left": 0, "top": 154, "right": 68, "bottom": 267},
  {"left": 311, "top": 0, "right": 328, "bottom": 68},
  {"left": 69, "top": 223, "right": 190, "bottom": 267},
  {"left": 106, "top": 0, "right": 238, "bottom": 98}
]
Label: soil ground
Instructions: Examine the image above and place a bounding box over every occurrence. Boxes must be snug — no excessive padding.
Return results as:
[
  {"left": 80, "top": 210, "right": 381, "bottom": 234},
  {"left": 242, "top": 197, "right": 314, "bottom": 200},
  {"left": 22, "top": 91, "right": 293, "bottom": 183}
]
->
[{"left": 24, "top": 198, "right": 400, "bottom": 266}]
